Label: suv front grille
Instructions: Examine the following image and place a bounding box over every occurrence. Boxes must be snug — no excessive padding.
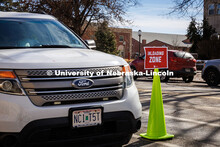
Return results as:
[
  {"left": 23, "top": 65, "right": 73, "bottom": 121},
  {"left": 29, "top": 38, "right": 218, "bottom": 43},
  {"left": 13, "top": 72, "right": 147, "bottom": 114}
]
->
[{"left": 15, "top": 66, "right": 124, "bottom": 106}]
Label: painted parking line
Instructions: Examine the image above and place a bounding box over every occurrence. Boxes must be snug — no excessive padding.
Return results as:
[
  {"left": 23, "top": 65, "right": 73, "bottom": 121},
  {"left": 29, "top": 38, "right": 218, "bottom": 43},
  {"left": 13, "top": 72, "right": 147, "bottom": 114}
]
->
[
  {"left": 143, "top": 111, "right": 220, "bottom": 128},
  {"left": 132, "top": 134, "right": 181, "bottom": 147}
]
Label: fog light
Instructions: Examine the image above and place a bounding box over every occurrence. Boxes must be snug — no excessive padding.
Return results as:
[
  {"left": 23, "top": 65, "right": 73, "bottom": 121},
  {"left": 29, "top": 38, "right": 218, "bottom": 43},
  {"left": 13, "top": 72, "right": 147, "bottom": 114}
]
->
[{"left": 1, "top": 80, "right": 13, "bottom": 91}]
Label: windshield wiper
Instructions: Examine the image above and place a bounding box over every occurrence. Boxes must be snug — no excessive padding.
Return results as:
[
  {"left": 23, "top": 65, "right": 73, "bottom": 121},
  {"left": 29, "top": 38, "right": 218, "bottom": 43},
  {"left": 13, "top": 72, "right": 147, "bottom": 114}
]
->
[
  {"left": 0, "top": 47, "right": 20, "bottom": 49},
  {"left": 33, "top": 45, "right": 72, "bottom": 48}
]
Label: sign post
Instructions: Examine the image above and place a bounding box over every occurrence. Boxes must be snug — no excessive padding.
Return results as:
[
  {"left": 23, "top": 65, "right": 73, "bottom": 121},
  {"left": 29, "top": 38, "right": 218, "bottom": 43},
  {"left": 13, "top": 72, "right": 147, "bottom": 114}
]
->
[{"left": 140, "top": 46, "right": 174, "bottom": 140}]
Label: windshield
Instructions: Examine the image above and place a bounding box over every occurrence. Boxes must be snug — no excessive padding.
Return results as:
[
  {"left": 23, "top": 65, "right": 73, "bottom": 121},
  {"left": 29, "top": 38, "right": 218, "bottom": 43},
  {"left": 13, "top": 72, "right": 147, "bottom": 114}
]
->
[{"left": 0, "top": 18, "right": 87, "bottom": 49}]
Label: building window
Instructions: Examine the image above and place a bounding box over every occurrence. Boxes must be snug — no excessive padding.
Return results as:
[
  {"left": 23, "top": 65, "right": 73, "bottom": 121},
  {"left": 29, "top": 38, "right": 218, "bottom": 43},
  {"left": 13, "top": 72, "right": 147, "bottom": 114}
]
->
[
  {"left": 119, "top": 35, "right": 124, "bottom": 42},
  {"left": 218, "top": 4, "right": 220, "bottom": 14},
  {"left": 208, "top": 4, "right": 215, "bottom": 15}
]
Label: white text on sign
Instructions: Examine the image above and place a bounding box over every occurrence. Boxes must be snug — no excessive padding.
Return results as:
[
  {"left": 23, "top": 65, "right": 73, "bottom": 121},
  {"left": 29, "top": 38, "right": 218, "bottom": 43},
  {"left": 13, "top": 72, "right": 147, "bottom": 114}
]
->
[
  {"left": 148, "top": 51, "right": 164, "bottom": 56},
  {"left": 148, "top": 51, "right": 164, "bottom": 63},
  {"left": 149, "top": 56, "right": 162, "bottom": 63}
]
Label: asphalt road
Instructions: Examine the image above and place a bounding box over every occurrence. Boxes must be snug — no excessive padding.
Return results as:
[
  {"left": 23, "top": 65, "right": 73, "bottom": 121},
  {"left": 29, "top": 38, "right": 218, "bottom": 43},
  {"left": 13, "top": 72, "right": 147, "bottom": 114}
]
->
[{"left": 126, "top": 76, "right": 220, "bottom": 147}]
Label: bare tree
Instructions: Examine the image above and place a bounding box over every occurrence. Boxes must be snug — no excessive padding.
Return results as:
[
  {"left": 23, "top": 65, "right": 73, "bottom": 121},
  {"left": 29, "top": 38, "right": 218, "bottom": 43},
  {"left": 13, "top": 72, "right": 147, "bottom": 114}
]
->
[
  {"left": 0, "top": 0, "right": 21, "bottom": 11},
  {"left": 18, "top": 0, "right": 138, "bottom": 37},
  {"left": 169, "top": 0, "right": 203, "bottom": 16}
]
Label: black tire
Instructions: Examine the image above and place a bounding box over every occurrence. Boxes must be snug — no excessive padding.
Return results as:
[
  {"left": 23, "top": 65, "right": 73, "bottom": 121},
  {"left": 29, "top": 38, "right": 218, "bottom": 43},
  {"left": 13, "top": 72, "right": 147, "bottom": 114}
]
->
[
  {"left": 108, "top": 134, "right": 132, "bottom": 147},
  {"left": 182, "top": 76, "right": 194, "bottom": 83},
  {"left": 121, "top": 133, "right": 133, "bottom": 146},
  {"left": 131, "top": 66, "right": 138, "bottom": 80},
  {"left": 160, "top": 70, "right": 170, "bottom": 82},
  {"left": 205, "top": 69, "right": 220, "bottom": 86}
]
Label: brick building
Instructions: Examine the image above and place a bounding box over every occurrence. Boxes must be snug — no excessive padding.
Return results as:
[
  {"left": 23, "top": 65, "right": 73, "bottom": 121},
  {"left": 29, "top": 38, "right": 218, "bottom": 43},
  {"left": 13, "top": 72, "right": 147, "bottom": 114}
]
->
[
  {"left": 204, "top": 0, "right": 220, "bottom": 34},
  {"left": 82, "top": 25, "right": 132, "bottom": 59},
  {"left": 111, "top": 28, "right": 132, "bottom": 59},
  {"left": 132, "top": 32, "right": 191, "bottom": 58}
]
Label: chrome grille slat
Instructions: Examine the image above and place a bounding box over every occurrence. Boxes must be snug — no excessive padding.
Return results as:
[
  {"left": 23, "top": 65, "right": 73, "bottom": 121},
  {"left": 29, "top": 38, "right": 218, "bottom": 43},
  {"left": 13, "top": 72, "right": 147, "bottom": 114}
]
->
[
  {"left": 27, "top": 85, "right": 123, "bottom": 95},
  {"left": 15, "top": 66, "right": 122, "bottom": 76},
  {"left": 15, "top": 66, "right": 124, "bottom": 106},
  {"left": 21, "top": 77, "right": 123, "bottom": 89},
  {"left": 20, "top": 75, "right": 114, "bottom": 81}
]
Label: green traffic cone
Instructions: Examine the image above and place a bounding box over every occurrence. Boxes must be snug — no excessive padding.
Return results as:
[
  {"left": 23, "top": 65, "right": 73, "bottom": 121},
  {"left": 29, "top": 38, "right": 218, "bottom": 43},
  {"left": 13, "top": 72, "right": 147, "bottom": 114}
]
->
[{"left": 140, "top": 68, "right": 174, "bottom": 140}]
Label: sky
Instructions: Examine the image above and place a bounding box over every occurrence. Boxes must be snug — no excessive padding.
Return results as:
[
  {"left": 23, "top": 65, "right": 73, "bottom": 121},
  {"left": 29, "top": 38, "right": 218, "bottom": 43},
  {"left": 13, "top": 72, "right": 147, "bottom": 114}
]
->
[{"left": 116, "top": 0, "right": 203, "bottom": 35}]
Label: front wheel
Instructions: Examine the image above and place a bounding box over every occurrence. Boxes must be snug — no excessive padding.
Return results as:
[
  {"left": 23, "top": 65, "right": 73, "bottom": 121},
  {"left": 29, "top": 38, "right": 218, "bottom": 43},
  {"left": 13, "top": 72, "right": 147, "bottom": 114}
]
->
[
  {"left": 205, "top": 69, "right": 219, "bottom": 86},
  {"left": 109, "top": 133, "right": 132, "bottom": 147},
  {"left": 182, "top": 76, "right": 194, "bottom": 83},
  {"left": 121, "top": 133, "right": 133, "bottom": 146},
  {"left": 160, "top": 70, "right": 170, "bottom": 82}
]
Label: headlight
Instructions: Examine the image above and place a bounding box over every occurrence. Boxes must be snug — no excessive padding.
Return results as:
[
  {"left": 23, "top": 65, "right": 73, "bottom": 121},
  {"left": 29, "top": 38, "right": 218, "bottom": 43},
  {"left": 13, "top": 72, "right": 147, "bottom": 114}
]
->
[
  {"left": 203, "top": 62, "right": 206, "bottom": 68},
  {"left": 0, "top": 71, "right": 24, "bottom": 95},
  {"left": 122, "top": 65, "right": 133, "bottom": 87}
]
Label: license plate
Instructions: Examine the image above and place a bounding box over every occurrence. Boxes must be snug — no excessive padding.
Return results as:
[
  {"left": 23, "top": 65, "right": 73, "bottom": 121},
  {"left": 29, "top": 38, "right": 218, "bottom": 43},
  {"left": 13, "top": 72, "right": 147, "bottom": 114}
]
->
[
  {"left": 72, "top": 108, "right": 102, "bottom": 128},
  {"left": 185, "top": 68, "right": 191, "bottom": 72}
]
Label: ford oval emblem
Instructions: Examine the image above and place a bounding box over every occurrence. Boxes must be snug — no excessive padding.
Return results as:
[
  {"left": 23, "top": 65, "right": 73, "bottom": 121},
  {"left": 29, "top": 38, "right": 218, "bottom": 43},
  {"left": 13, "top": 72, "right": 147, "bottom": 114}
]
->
[{"left": 72, "top": 79, "right": 94, "bottom": 89}]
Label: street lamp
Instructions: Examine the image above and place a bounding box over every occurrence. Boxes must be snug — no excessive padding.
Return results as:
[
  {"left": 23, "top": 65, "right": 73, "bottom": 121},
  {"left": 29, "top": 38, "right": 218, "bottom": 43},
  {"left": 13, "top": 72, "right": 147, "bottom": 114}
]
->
[
  {"left": 138, "top": 30, "right": 142, "bottom": 57},
  {"left": 123, "top": 41, "right": 126, "bottom": 58}
]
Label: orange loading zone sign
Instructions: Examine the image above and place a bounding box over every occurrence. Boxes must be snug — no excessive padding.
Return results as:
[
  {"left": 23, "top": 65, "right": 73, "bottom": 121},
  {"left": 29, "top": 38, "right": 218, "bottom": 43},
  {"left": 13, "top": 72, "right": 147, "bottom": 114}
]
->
[{"left": 144, "top": 47, "right": 168, "bottom": 69}]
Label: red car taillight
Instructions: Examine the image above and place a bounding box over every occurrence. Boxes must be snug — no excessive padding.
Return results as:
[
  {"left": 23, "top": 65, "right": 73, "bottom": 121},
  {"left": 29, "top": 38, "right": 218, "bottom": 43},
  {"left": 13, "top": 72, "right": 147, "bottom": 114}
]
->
[{"left": 192, "top": 59, "right": 196, "bottom": 63}]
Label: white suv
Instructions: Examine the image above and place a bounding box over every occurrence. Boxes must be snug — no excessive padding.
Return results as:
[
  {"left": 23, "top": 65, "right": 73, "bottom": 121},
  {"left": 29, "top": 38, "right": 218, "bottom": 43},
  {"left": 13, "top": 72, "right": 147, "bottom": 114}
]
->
[{"left": 0, "top": 12, "right": 142, "bottom": 147}]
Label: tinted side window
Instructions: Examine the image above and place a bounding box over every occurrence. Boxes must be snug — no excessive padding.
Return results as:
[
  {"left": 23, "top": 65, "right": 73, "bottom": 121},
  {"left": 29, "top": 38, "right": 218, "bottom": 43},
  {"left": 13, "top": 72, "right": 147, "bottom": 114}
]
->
[
  {"left": 174, "top": 52, "right": 185, "bottom": 58},
  {"left": 184, "top": 53, "right": 194, "bottom": 59},
  {"left": 174, "top": 52, "right": 194, "bottom": 59}
]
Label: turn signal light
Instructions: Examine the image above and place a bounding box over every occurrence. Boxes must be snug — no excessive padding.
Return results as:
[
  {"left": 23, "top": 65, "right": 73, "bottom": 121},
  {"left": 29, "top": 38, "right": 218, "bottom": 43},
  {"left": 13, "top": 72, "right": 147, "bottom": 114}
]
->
[
  {"left": 0, "top": 71, "right": 16, "bottom": 79},
  {"left": 122, "top": 65, "right": 132, "bottom": 73}
]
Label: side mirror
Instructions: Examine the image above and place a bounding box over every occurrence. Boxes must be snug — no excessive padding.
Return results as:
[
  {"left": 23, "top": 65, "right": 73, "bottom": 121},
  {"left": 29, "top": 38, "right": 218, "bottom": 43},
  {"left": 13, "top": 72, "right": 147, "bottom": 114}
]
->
[
  {"left": 139, "top": 56, "right": 143, "bottom": 59},
  {"left": 85, "top": 40, "right": 96, "bottom": 49},
  {"left": 139, "top": 56, "right": 145, "bottom": 60}
]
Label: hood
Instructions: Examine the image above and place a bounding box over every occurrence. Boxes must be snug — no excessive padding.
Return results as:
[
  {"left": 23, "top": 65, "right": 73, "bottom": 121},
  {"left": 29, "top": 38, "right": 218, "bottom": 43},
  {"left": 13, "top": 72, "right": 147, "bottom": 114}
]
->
[
  {"left": 0, "top": 48, "right": 127, "bottom": 69},
  {"left": 208, "top": 59, "right": 220, "bottom": 63}
]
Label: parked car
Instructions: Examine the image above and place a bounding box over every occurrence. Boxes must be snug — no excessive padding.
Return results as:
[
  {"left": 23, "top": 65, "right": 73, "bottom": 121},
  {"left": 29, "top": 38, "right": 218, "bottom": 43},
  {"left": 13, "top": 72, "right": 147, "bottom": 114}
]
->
[
  {"left": 130, "top": 50, "right": 197, "bottom": 82},
  {"left": 196, "top": 60, "right": 208, "bottom": 70},
  {"left": 202, "top": 59, "right": 220, "bottom": 86},
  {"left": 0, "top": 12, "right": 142, "bottom": 147}
]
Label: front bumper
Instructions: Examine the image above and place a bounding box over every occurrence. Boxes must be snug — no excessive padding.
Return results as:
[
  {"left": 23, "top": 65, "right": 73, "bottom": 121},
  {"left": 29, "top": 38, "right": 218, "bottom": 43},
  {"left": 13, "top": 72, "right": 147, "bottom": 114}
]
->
[
  {"left": 0, "top": 111, "right": 141, "bottom": 146},
  {"left": 0, "top": 83, "right": 142, "bottom": 131}
]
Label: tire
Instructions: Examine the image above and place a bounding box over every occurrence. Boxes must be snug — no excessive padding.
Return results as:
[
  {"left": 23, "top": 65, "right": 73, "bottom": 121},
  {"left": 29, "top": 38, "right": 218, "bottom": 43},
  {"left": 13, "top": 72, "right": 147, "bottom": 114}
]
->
[
  {"left": 109, "top": 134, "right": 132, "bottom": 147},
  {"left": 160, "top": 70, "right": 169, "bottom": 82},
  {"left": 131, "top": 66, "right": 138, "bottom": 80},
  {"left": 121, "top": 133, "right": 133, "bottom": 146},
  {"left": 205, "top": 69, "right": 220, "bottom": 86},
  {"left": 182, "top": 76, "right": 194, "bottom": 83}
]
